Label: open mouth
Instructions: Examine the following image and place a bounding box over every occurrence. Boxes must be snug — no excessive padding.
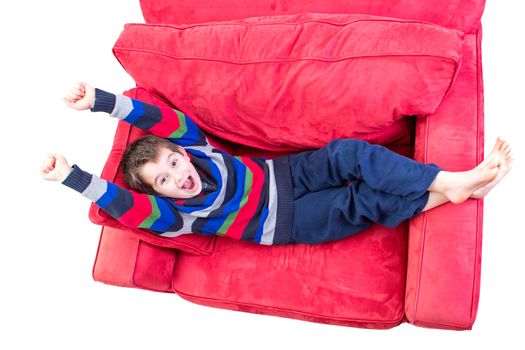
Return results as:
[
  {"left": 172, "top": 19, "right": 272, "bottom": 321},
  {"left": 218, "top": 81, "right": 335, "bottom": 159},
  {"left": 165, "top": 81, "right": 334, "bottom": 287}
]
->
[{"left": 182, "top": 176, "right": 196, "bottom": 190}]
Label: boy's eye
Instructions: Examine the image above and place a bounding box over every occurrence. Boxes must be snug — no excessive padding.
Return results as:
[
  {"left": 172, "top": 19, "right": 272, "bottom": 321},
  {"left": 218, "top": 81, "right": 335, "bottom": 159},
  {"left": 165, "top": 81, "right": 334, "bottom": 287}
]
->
[
  {"left": 171, "top": 160, "right": 177, "bottom": 167},
  {"left": 160, "top": 176, "right": 167, "bottom": 185}
]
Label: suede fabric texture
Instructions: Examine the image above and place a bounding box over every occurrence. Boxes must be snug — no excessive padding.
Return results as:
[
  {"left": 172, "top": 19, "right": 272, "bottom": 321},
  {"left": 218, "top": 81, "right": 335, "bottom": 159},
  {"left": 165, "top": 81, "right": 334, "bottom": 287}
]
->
[
  {"left": 139, "top": 0, "right": 485, "bottom": 33},
  {"left": 92, "top": 0, "right": 486, "bottom": 331},
  {"left": 405, "top": 32, "right": 485, "bottom": 330},
  {"left": 113, "top": 13, "right": 464, "bottom": 151},
  {"left": 173, "top": 224, "right": 408, "bottom": 329}
]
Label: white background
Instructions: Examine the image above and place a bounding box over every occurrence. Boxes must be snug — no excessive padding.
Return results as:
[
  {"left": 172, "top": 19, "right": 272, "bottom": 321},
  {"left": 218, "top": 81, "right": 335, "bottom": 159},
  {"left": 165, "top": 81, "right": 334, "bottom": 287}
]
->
[{"left": 1, "top": 1, "right": 523, "bottom": 349}]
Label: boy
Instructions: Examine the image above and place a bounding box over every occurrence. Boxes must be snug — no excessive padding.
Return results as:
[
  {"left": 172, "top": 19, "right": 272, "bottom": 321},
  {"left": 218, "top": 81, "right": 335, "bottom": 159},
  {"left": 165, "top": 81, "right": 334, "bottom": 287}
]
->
[{"left": 41, "top": 83, "right": 513, "bottom": 245}]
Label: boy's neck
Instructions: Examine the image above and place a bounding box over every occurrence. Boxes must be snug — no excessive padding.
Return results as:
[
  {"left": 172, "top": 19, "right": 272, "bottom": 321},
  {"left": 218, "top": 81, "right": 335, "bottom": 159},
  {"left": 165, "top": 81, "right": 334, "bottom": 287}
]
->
[{"left": 196, "top": 167, "right": 217, "bottom": 193}]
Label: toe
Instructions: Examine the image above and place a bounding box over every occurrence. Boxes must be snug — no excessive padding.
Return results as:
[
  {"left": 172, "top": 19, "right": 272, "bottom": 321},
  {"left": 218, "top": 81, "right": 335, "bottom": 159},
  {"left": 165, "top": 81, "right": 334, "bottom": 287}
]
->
[
  {"left": 492, "top": 138, "right": 502, "bottom": 153},
  {"left": 498, "top": 138, "right": 507, "bottom": 151}
]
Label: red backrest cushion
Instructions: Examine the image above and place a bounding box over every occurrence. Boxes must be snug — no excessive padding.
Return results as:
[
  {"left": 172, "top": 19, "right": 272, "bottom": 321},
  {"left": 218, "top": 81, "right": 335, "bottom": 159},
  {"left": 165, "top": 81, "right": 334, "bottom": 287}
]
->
[
  {"left": 113, "top": 13, "right": 464, "bottom": 152},
  {"left": 139, "top": 0, "right": 485, "bottom": 33}
]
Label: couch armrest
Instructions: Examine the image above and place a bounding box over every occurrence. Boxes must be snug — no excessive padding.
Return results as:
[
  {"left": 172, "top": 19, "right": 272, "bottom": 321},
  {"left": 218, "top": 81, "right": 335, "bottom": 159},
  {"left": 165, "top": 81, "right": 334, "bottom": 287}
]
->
[
  {"left": 93, "top": 226, "right": 177, "bottom": 292},
  {"left": 405, "top": 32, "right": 484, "bottom": 330}
]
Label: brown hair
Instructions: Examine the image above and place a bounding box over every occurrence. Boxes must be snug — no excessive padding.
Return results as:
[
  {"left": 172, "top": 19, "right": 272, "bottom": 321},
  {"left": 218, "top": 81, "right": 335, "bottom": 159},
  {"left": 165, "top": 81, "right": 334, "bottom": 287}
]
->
[{"left": 120, "top": 134, "right": 183, "bottom": 194}]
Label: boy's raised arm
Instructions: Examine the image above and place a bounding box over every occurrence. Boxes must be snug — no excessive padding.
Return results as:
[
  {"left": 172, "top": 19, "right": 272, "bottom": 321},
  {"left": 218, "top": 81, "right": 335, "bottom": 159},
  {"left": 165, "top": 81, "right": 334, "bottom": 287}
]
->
[
  {"left": 65, "top": 82, "right": 208, "bottom": 147},
  {"left": 41, "top": 153, "right": 184, "bottom": 234}
]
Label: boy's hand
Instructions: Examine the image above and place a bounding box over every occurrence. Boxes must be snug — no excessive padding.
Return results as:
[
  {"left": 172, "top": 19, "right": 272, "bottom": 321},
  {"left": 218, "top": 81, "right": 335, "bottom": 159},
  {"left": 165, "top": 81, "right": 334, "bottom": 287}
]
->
[
  {"left": 40, "top": 154, "right": 73, "bottom": 182},
  {"left": 64, "top": 82, "right": 95, "bottom": 110}
]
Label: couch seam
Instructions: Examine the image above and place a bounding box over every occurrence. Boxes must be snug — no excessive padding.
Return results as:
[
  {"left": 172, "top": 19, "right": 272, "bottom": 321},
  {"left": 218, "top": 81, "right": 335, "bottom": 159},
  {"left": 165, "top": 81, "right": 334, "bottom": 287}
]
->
[
  {"left": 92, "top": 226, "right": 106, "bottom": 282},
  {"left": 171, "top": 284, "right": 404, "bottom": 326},
  {"left": 114, "top": 47, "right": 460, "bottom": 67},
  {"left": 470, "top": 28, "right": 483, "bottom": 327},
  {"left": 412, "top": 115, "right": 431, "bottom": 323},
  {"left": 127, "top": 17, "right": 452, "bottom": 31},
  {"left": 130, "top": 238, "right": 143, "bottom": 287},
  {"left": 413, "top": 319, "right": 472, "bottom": 330}
]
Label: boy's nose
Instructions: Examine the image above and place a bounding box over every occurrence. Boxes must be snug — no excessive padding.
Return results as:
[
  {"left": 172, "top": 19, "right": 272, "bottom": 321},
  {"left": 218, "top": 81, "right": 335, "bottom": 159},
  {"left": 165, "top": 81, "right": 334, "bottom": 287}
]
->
[{"left": 172, "top": 172, "right": 185, "bottom": 185}]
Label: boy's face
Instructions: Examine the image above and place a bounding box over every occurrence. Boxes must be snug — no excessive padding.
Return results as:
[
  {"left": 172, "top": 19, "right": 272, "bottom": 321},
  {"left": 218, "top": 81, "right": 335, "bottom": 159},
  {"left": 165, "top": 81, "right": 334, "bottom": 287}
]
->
[{"left": 139, "top": 146, "right": 202, "bottom": 198}]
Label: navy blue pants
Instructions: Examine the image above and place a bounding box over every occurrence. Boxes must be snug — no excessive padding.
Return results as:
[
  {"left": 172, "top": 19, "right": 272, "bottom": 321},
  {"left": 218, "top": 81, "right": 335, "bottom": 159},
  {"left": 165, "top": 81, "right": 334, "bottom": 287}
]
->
[{"left": 288, "top": 139, "right": 442, "bottom": 244}]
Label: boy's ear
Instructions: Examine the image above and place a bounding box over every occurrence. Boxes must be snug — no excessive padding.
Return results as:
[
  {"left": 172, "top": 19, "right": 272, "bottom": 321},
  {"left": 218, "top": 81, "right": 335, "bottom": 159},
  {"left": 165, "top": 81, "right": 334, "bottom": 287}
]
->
[{"left": 177, "top": 145, "right": 190, "bottom": 159}]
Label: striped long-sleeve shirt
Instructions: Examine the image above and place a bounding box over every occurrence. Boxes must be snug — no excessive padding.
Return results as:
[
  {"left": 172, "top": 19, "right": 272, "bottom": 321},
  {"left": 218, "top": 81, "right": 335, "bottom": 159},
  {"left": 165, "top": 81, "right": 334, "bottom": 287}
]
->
[{"left": 62, "top": 89, "right": 294, "bottom": 245}]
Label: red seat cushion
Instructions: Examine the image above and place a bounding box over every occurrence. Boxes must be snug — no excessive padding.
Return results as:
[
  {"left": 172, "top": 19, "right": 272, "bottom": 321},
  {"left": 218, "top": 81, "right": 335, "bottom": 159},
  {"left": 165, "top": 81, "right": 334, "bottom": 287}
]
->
[{"left": 172, "top": 223, "right": 409, "bottom": 329}]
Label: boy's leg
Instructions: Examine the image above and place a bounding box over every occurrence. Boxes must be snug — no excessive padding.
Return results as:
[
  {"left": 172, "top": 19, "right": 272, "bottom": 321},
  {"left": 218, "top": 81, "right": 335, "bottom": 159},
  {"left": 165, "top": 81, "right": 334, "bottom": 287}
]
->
[
  {"left": 288, "top": 138, "right": 442, "bottom": 199},
  {"left": 291, "top": 181, "right": 431, "bottom": 244},
  {"left": 421, "top": 192, "right": 449, "bottom": 212}
]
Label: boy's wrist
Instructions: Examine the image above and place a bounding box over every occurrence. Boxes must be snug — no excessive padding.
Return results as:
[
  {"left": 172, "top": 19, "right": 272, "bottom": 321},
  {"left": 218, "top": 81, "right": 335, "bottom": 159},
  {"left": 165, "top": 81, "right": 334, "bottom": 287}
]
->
[
  {"left": 61, "top": 165, "right": 93, "bottom": 193},
  {"left": 60, "top": 167, "right": 73, "bottom": 182},
  {"left": 91, "top": 88, "right": 116, "bottom": 114}
]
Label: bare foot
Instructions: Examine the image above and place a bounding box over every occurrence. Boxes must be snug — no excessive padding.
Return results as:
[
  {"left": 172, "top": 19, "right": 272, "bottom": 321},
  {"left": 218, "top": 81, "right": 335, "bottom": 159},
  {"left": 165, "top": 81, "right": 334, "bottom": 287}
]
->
[
  {"left": 442, "top": 159, "right": 498, "bottom": 204},
  {"left": 430, "top": 153, "right": 499, "bottom": 204},
  {"left": 471, "top": 137, "right": 513, "bottom": 199}
]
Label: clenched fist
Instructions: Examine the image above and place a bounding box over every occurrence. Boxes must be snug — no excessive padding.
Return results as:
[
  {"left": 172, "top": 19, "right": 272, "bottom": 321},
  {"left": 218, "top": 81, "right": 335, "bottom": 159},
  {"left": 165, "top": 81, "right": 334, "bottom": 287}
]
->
[
  {"left": 63, "top": 82, "right": 95, "bottom": 111},
  {"left": 40, "top": 154, "right": 73, "bottom": 182}
]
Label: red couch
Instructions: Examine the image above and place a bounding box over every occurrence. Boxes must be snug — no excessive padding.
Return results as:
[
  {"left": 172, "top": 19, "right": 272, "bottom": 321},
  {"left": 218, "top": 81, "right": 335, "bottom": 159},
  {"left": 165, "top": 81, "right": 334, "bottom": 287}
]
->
[{"left": 90, "top": 0, "right": 486, "bottom": 330}]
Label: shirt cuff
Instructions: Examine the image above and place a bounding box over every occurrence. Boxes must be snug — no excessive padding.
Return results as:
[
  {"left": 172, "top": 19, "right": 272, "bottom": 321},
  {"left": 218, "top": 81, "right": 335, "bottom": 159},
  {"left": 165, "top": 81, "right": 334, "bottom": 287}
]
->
[
  {"left": 91, "top": 88, "right": 116, "bottom": 114},
  {"left": 62, "top": 165, "right": 93, "bottom": 194}
]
